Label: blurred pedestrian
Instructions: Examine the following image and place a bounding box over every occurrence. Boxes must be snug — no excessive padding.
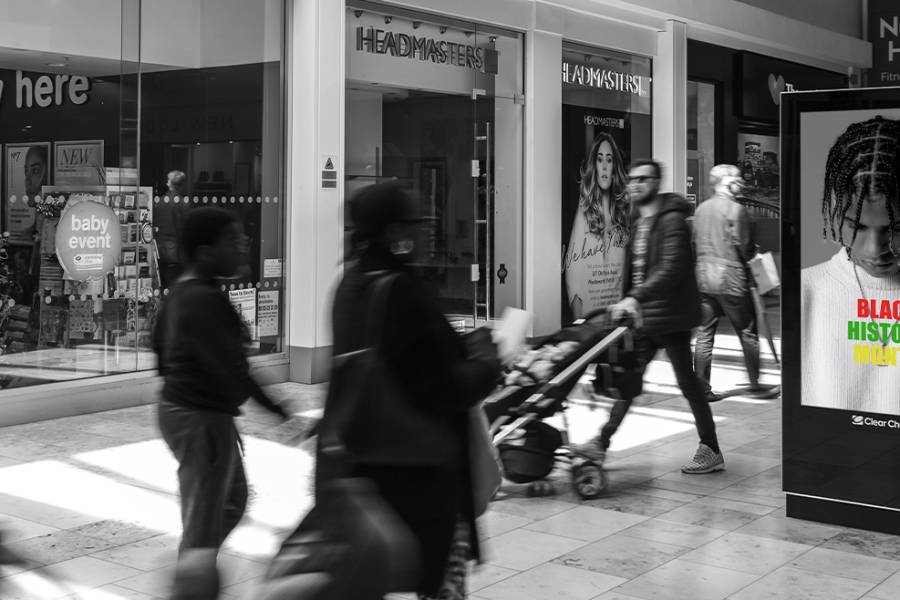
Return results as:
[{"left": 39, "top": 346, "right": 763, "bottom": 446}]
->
[
  {"left": 153, "top": 207, "right": 290, "bottom": 600},
  {"left": 693, "top": 164, "right": 762, "bottom": 397},
  {"left": 325, "top": 181, "right": 502, "bottom": 599},
  {"left": 574, "top": 160, "right": 725, "bottom": 474},
  {"left": 156, "top": 169, "right": 190, "bottom": 289}
]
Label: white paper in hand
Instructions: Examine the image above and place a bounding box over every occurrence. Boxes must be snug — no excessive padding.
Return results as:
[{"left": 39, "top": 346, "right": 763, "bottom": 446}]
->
[{"left": 492, "top": 307, "right": 532, "bottom": 365}]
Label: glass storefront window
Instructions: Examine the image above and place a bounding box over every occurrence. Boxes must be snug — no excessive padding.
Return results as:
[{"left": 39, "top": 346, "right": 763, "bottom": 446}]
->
[
  {"left": 560, "top": 43, "right": 651, "bottom": 322},
  {"left": 0, "top": 0, "right": 285, "bottom": 389},
  {"left": 345, "top": 1, "right": 524, "bottom": 326},
  {"left": 687, "top": 79, "right": 716, "bottom": 208}
]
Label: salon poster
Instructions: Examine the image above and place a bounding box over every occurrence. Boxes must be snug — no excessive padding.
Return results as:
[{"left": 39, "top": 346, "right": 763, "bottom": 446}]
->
[
  {"left": 257, "top": 290, "right": 279, "bottom": 337},
  {"left": 5, "top": 142, "right": 50, "bottom": 243},
  {"left": 736, "top": 132, "right": 779, "bottom": 208},
  {"left": 560, "top": 105, "right": 634, "bottom": 323},
  {"left": 798, "top": 106, "right": 900, "bottom": 417},
  {"left": 54, "top": 140, "right": 104, "bottom": 186},
  {"left": 229, "top": 287, "right": 258, "bottom": 341}
]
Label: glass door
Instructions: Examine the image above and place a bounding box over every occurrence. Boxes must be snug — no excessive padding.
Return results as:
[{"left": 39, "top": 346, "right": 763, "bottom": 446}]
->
[{"left": 344, "top": 4, "right": 523, "bottom": 326}]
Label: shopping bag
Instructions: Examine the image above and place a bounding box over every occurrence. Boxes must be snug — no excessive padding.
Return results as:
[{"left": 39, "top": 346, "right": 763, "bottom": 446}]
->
[
  {"left": 748, "top": 251, "right": 780, "bottom": 294},
  {"left": 470, "top": 405, "right": 501, "bottom": 516}
]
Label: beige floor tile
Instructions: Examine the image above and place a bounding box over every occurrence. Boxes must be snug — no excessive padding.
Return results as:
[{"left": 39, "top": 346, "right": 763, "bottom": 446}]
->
[
  {"left": 789, "top": 547, "right": 900, "bottom": 583},
  {"left": 655, "top": 501, "right": 761, "bottom": 532},
  {"left": 619, "top": 518, "right": 727, "bottom": 549},
  {"left": 688, "top": 496, "right": 779, "bottom": 517},
  {"left": 525, "top": 506, "right": 648, "bottom": 542},
  {"left": 728, "top": 565, "right": 876, "bottom": 600},
  {"left": 483, "top": 529, "right": 587, "bottom": 571},
  {"left": 477, "top": 562, "right": 626, "bottom": 600},
  {"left": 0, "top": 568, "right": 75, "bottom": 600},
  {"left": 39, "top": 556, "right": 144, "bottom": 589},
  {"left": 477, "top": 509, "right": 533, "bottom": 540},
  {"left": 582, "top": 491, "right": 687, "bottom": 518},
  {"left": 0, "top": 493, "right": 108, "bottom": 530},
  {"left": 0, "top": 513, "right": 59, "bottom": 542},
  {"left": 217, "top": 552, "right": 268, "bottom": 587},
  {"left": 113, "top": 566, "right": 175, "bottom": 597},
  {"left": 864, "top": 569, "right": 900, "bottom": 600},
  {"left": 0, "top": 435, "right": 69, "bottom": 461},
  {"left": 614, "top": 558, "right": 759, "bottom": 600},
  {"left": 65, "top": 520, "right": 163, "bottom": 547},
  {"left": 821, "top": 530, "right": 900, "bottom": 561},
  {"left": 590, "top": 593, "right": 654, "bottom": 600},
  {"left": 679, "top": 531, "right": 812, "bottom": 575},
  {"left": 487, "top": 495, "right": 578, "bottom": 521},
  {"left": 552, "top": 533, "right": 689, "bottom": 579},
  {"left": 734, "top": 514, "right": 845, "bottom": 546},
  {"left": 6, "top": 529, "right": 117, "bottom": 567},
  {"left": 469, "top": 563, "right": 519, "bottom": 591},
  {"left": 627, "top": 485, "right": 704, "bottom": 504},
  {"left": 89, "top": 535, "right": 178, "bottom": 571},
  {"left": 77, "top": 584, "right": 160, "bottom": 599}
]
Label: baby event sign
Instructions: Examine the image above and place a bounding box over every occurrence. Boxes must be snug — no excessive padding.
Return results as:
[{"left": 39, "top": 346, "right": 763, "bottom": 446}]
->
[{"left": 54, "top": 197, "right": 121, "bottom": 281}]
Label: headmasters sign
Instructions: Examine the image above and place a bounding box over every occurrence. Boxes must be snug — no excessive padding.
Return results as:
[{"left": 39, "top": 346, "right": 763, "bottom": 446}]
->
[
  {"left": 356, "top": 26, "right": 498, "bottom": 74},
  {"left": 55, "top": 196, "right": 121, "bottom": 281}
]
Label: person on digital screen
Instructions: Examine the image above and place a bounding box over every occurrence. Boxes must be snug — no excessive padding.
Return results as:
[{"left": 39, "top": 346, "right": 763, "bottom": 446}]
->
[
  {"left": 802, "top": 115, "right": 900, "bottom": 415},
  {"left": 564, "top": 132, "right": 631, "bottom": 318}
]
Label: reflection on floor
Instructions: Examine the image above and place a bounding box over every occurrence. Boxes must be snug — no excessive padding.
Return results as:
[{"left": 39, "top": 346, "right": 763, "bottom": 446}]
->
[{"left": 1, "top": 335, "right": 899, "bottom": 600}]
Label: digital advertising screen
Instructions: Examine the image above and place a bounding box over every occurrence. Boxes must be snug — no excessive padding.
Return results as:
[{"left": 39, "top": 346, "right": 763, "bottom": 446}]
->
[{"left": 782, "top": 86, "right": 900, "bottom": 533}]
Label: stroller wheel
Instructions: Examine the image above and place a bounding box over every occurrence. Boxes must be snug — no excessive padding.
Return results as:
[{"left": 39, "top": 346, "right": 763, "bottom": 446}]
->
[{"left": 572, "top": 463, "right": 607, "bottom": 499}]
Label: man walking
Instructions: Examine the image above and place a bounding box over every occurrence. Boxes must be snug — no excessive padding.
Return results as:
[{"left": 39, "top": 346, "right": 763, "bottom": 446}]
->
[
  {"left": 693, "top": 164, "right": 762, "bottom": 397},
  {"left": 574, "top": 159, "right": 724, "bottom": 474}
]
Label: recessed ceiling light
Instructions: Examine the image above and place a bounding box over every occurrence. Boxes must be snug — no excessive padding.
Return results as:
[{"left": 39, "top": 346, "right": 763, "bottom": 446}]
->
[{"left": 46, "top": 62, "right": 67, "bottom": 68}]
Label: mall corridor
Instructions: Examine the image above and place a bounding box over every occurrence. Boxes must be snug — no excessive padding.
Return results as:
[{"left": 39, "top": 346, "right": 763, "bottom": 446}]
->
[{"left": 0, "top": 332, "right": 898, "bottom": 600}]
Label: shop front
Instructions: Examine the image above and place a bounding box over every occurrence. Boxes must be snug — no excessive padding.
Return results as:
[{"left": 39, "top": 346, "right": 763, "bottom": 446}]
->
[
  {"left": 344, "top": 1, "right": 524, "bottom": 325},
  {"left": 0, "top": 0, "right": 287, "bottom": 424}
]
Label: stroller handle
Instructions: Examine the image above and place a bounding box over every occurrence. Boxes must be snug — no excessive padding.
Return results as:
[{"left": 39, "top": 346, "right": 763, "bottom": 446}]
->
[{"left": 575, "top": 306, "right": 638, "bottom": 328}]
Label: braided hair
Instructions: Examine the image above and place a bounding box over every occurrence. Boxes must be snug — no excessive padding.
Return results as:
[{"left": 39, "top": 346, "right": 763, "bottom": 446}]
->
[
  {"left": 822, "top": 116, "right": 900, "bottom": 257},
  {"left": 578, "top": 133, "right": 630, "bottom": 243}
]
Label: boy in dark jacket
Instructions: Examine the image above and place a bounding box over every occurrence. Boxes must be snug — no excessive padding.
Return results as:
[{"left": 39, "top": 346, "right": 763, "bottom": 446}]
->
[
  {"left": 154, "top": 207, "right": 290, "bottom": 599},
  {"left": 572, "top": 159, "right": 724, "bottom": 474}
]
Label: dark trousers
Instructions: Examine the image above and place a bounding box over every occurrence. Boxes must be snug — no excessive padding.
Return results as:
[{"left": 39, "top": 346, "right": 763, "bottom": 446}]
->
[
  {"left": 598, "top": 330, "right": 720, "bottom": 454},
  {"left": 157, "top": 400, "right": 248, "bottom": 552},
  {"left": 694, "top": 292, "right": 760, "bottom": 391}
]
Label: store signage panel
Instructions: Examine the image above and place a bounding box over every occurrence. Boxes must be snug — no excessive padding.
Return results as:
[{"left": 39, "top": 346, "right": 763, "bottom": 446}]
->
[
  {"left": 0, "top": 70, "right": 91, "bottom": 110},
  {"left": 561, "top": 47, "right": 652, "bottom": 115},
  {"left": 738, "top": 52, "right": 845, "bottom": 122},
  {"left": 869, "top": 0, "right": 900, "bottom": 86},
  {"left": 347, "top": 10, "right": 497, "bottom": 97},
  {"left": 54, "top": 196, "right": 122, "bottom": 281},
  {"left": 781, "top": 87, "right": 900, "bottom": 533}
]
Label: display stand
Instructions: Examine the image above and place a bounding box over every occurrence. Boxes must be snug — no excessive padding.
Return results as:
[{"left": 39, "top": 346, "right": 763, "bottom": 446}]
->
[{"left": 33, "top": 186, "right": 159, "bottom": 353}]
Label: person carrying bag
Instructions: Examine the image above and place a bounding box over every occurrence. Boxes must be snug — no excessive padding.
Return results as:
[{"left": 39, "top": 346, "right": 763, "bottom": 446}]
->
[{"left": 261, "top": 181, "right": 502, "bottom": 599}]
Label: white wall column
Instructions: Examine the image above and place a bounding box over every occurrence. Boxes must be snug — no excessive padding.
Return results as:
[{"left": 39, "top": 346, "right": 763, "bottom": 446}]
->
[
  {"left": 524, "top": 28, "right": 563, "bottom": 336},
  {"left": 287, "top": 0, "right": 344, "bottom": 383},
  {"left": 652, "top": 19, "right": 687, "bottom": 194}
]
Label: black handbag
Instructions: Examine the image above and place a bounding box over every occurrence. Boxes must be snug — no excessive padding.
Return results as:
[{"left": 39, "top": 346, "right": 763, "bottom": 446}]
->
[{"left": 258, "top": 273, "right": 421, "bottom": 599}]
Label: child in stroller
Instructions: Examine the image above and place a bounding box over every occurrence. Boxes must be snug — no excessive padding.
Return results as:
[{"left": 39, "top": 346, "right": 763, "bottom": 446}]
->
[{"left": 483, "top": 309, "right": 640, "bottom": 499}]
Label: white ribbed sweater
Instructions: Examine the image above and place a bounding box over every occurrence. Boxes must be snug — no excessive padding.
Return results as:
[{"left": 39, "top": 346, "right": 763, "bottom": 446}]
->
[{"left": 801, "top": 248, "right": 900, "bottom": 415}]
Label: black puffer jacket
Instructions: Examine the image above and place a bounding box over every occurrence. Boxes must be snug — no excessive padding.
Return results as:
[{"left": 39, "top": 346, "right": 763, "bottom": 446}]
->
[{"left": 622, "top": 193, "right": 702, "bottom": 335}]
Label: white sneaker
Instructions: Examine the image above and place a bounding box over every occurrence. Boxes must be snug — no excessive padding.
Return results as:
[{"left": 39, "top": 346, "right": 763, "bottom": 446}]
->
[{"left": 681, "top": 443, "right": 724, "bottom": 474}]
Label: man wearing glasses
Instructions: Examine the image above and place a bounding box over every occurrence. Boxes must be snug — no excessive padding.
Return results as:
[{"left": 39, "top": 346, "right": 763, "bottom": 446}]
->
[{"left": 573, "top": 159, "right": 724, "bottom": 474}]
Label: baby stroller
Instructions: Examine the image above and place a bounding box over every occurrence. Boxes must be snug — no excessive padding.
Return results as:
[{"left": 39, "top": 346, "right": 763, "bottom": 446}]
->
[{"left": 484, "top": 309, "right": 639, "bottom": 499}]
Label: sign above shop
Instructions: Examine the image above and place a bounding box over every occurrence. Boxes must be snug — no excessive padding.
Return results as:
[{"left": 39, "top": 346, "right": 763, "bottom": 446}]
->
[
  {"left": 54, "top": 197, "right": 121, "bottom": 282},
  {"left": 869, "top": 0, "right": 900, "bottom": 86},
  {"left": 561, "top": 62, "right": 647, "bottom": 97},
  {"left": 355, "top": 26, "right": 498, "bottom": 74},
  {"left": 0, "top": 70, "right": 91, "bottom": 110}
]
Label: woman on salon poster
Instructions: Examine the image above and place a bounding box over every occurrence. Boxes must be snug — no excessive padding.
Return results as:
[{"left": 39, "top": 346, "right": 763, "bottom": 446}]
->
[{"left": 561, "top": 109, "right": 631, "bottom": 322}]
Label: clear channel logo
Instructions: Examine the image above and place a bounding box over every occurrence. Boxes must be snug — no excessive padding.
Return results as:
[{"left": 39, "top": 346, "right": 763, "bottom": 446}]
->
[{"left": 851, "top": 415, "right": 900, "bottom": 429}]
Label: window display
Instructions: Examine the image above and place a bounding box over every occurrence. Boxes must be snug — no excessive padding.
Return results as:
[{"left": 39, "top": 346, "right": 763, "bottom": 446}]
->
[{"left": 0, "top": 0, "right": 286, "bottom": 389}]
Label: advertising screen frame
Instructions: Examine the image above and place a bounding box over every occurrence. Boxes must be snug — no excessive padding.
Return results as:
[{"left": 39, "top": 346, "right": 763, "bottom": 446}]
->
[{"left": 782, "top": 86, "right": 900, "bottom": 534}]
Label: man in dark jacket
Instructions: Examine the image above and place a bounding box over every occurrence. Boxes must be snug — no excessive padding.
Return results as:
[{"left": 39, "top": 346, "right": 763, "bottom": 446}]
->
[{"left": 573, "top": 159, "right": 724, "bottom": 474}]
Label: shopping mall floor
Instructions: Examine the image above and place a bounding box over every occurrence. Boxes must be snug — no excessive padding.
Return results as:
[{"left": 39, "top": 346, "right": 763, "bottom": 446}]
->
[{"left": 0, "top": 329, "right": 899, "bottom": 599}]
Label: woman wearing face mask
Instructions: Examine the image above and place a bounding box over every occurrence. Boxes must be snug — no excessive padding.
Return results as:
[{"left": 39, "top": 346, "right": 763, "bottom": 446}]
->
[
  {"left": 325, "top": 181, "right": 502, "bottom": 599},
  {"left": 564, "top": 132, "right": 631, "bottom": 319},
  {"left": 802, "top": 116, "right": 900, "bottom": 415}
]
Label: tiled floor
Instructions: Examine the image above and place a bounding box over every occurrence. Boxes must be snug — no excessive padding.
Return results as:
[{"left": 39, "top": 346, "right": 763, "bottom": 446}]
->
[{"left": 1, "top": 330, "right": 898, "bottom": 599}]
